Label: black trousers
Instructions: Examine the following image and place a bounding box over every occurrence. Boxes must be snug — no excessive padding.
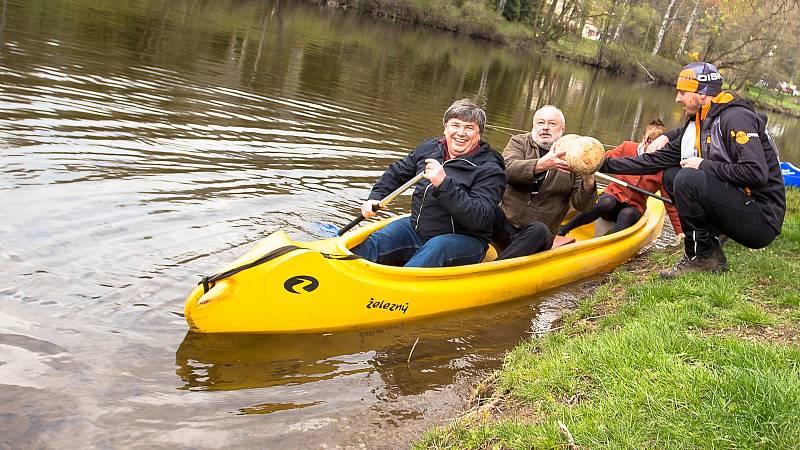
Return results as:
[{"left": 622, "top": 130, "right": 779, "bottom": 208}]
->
[
  {"left": 662, "top": 167, "right": 778, "bottom": 257},
  {"left": 559, "top": 193, "right": 641, "bottom": 236},
  {"left": 491, "top": 207, "right": 554, "bottom": 260}
]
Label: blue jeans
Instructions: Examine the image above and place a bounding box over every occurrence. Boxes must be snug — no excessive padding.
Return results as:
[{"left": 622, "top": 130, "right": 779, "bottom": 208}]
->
[{"left": 352, "top": 217, "right": 487, "bottom": 268}]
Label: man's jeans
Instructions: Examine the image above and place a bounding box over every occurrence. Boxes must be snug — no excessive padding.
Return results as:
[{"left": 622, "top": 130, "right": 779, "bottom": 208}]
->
[{"left": 351, "top": 217, "right": 487, "bottom": 267}]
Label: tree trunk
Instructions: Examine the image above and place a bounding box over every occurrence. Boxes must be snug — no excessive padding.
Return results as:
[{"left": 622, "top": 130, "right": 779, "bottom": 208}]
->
[
  {"left": 596, "top": 0, "right": 619, "bottom": 66},
  {"left": 651, "top": 0, "right": 678, "bottom": 56},
  {"left": 541, "top": 0, "right": 559, "bottom": 40},
  {"left": 612, "top": 1, "right": 629, "bottom": 43},
  {"left": 497, "top": 0, "right": 507, "bottom": 15},
  {"left": 675, "top": 0, "right": 701, "bottom": 58}
]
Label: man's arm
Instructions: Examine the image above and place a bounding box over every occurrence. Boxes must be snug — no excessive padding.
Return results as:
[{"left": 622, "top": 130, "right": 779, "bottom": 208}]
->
[
  {"left": 360, "top": 147, "right": 421, "bottom": 218},
  {"left": 368, "top": 149, "right": 420, "bottom": 201},
  {"left": 602, "top": 138, "right": 681, "bottom": 175},
  {"left": 503, "top": 134, "right": 540, "bottom": 185},
  {"left": 646, "top": 127, "right": 683, "bottom": 152},
  {"left": 571, "top": 174, "right": 598, "bottom": 211}
]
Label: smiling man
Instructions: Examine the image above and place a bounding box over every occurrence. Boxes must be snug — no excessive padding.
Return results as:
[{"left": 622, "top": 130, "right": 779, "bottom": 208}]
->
[
  {"left": 351, "top": 99, "right": 505, "bottom": 267},
  {"left": 601, "top": 62, "right": 786, "bottom": 278},
  {"left": 491, "top": 105, "right": 597, "bottom": 260}
]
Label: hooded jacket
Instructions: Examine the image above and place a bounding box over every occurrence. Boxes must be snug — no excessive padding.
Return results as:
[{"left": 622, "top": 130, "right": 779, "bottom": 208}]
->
[
  {"left": 368, "top": 137, "right": 506, "bottom": 244},
  {"left": 601, "top": 93, "right": 786, "bottom": 234}
]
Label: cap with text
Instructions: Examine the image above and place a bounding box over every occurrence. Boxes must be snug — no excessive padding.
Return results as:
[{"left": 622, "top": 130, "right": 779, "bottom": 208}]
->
[{"left": 676, "top": 62, "right": 723, "bottom": 96}]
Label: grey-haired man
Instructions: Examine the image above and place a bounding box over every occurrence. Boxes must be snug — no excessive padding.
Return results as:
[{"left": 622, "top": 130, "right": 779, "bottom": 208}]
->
[{"left": 352, "top": 99, "right": 506, "bottom": 267}]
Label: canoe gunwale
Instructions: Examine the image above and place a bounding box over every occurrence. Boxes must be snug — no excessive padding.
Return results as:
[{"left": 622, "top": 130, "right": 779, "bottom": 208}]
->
[{"left": 334, "top": 199, "right": 664, "bottom": 278}]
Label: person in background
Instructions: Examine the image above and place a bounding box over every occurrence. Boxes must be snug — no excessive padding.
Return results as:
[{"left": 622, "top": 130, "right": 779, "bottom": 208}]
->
[
  {"left": 601, "top": 62, "right": 785, "bottom": 278},
  {"left": 351, "top": 99, "right": 505, "bottom": 267},
  {"left": 558, "top": 119, "right": 683, "bottom": 238},
  {"left": 491, "top": 105, "right": 597, "bottom": 260}
]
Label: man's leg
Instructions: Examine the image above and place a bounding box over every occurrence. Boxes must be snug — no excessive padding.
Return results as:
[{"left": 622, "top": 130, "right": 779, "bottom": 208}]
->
[
  {"left": 405, "top": 234, "right": 487, "bottom": 268},
  {"left": 351, "top": 217, "right": 424, "bottom": 265},
  {"left": 491, "top": 206, "right": 515, "bottom": 250},
  {"left": 496, "top": 221, "right": 554, "bottom": 260},
  {"left": 661, "top": 166, "right": 680, "bottom": 198},
  {"left": 661, "top": 169, "right": 776, "bottom": 278}
]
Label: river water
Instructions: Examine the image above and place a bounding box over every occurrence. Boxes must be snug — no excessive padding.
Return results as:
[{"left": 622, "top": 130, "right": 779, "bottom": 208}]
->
[{"left": 2, "top": 0, "right": 798, "bottom": 448}]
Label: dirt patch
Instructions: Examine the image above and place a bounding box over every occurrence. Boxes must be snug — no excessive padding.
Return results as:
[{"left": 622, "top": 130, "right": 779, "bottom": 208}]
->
[{"left": 702, "top": 322, "right": 800, "bottom": 347}]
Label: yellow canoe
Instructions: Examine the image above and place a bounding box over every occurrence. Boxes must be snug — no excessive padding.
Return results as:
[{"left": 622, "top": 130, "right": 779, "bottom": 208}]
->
[{"left": 184, "top": 197, "right": 665, "bottom": 334}]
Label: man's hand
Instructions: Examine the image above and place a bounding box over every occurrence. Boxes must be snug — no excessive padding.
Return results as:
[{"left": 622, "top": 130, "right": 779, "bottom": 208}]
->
[
  {"left": 536, "top": 148, "right": 571, "bottom": 173},
  {"left": 360, "top": 199, "right": 380, "bottom": 219},
  {"left": 680, "top": 156, "right": 703, "bottom": 170},
  {"left": 423, "top": 158, "right": 447, "bottom": 186},
  {"left": 646, "top": 135, "right": 669, "bottom": 153}
]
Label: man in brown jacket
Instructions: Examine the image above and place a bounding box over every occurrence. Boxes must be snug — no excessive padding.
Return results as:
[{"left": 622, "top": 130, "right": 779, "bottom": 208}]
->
[{"left": 492, "top": 105, "right": 597, "bottom": 259}]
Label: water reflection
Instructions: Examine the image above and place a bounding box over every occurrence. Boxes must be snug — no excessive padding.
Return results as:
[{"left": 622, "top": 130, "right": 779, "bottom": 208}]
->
[{"left": 176, "top": 295, "right": 546, "bottom": 401}]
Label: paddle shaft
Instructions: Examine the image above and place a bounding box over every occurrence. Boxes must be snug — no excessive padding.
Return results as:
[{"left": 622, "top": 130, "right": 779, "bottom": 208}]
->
[
  {"left": 595, "top": 172, "right": 674, "bottom": 205},
  {"left": 338, "top": 172, "right": 425, "bottom": 236}
]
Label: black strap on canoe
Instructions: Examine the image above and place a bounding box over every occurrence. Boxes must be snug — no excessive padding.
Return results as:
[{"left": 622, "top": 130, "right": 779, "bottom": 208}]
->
[{"left": 198, "top": 245, "right": 360, "bottom": 293}]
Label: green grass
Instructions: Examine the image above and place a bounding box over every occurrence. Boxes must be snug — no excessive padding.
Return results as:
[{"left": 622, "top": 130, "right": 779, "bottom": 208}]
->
[
  {"left": 745, "top": 86, "right": 800, "bottom": 116},
  {"left": 417, "top": 189, "right": 800, "bottom": 449}
]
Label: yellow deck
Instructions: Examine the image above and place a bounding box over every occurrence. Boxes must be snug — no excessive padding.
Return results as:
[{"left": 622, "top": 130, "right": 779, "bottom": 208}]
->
[{"left": 184, "top": 198, "right": 665, "bottom": 333}]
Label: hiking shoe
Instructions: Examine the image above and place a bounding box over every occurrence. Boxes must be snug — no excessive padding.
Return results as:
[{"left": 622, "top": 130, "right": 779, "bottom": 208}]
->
[
  {"left": 713, "top": 245, "right": 729, "bottom": 272},
  {"left": 659, "top": 254, "right": 725, "bottom": 279}
]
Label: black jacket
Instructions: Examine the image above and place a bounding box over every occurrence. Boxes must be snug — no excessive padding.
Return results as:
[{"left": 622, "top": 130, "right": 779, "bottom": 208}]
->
[
  {"left": 602, "top": 93, "right": 786, "bottom": 234},
  {"left": 368, "top": 138, "right": 506, "bottom": 243}
]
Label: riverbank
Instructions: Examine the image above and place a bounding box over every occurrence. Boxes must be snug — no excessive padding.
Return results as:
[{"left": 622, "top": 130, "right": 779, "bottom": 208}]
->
[
  {"left": 321, "top": 0, "right": 680, "bottom": 82},
  {"left": 319, "top": 0, "right": 800, "bottom": 118},
  {"left": 416, "top": 188, "right": 800, "bottom": 448}
]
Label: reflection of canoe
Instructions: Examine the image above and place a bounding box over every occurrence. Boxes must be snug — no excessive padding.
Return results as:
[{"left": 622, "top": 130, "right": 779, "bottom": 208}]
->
[
  {"left": 184, "top": 196, "right": 665, "bottom": 334},
  {"left": 176, "top": 299, "right": 537, "bottom": 393},
  {"left": 782, "top": 162, "right": 800, "bottom": 188}
]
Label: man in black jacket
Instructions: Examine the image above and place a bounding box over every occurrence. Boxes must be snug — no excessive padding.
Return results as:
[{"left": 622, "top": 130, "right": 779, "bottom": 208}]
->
[
  {"left": 352, "top": 99, "right": 506, "bottom": 267},
  {"left": 601, "top": 62, "right": 786, "bottom": 278}
]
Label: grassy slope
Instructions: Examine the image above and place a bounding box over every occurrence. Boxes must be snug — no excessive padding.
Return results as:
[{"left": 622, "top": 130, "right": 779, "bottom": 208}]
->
[{"left": 418, "top": 188, "right": 800, "bottom": 449}]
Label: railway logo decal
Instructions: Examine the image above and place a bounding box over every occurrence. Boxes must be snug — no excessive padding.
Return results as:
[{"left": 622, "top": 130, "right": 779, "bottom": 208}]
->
[{"left": 284, "top": 275, "right": 319, "bottom": 294}]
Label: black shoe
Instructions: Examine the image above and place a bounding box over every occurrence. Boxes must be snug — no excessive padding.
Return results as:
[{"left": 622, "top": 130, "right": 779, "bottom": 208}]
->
[
  {"left": 713, "top": 245, "right": 729, "bottom": 272},
  {"left": 659, "top": 254, "right": 725, "bottom": 279},
  {"left": 557, "top": 225, "right": 568, "bottom": 236}
]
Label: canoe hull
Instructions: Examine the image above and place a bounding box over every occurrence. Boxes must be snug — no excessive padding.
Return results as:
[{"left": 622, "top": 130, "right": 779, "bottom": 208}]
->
[{"left": 185, "top": 198, "right": 665, "bottom": 333}]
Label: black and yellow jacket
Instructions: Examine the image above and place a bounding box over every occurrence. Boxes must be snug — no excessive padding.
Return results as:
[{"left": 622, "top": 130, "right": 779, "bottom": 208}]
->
[{"left": 602, "top": 92, "right": 786, "bottom": 234}]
